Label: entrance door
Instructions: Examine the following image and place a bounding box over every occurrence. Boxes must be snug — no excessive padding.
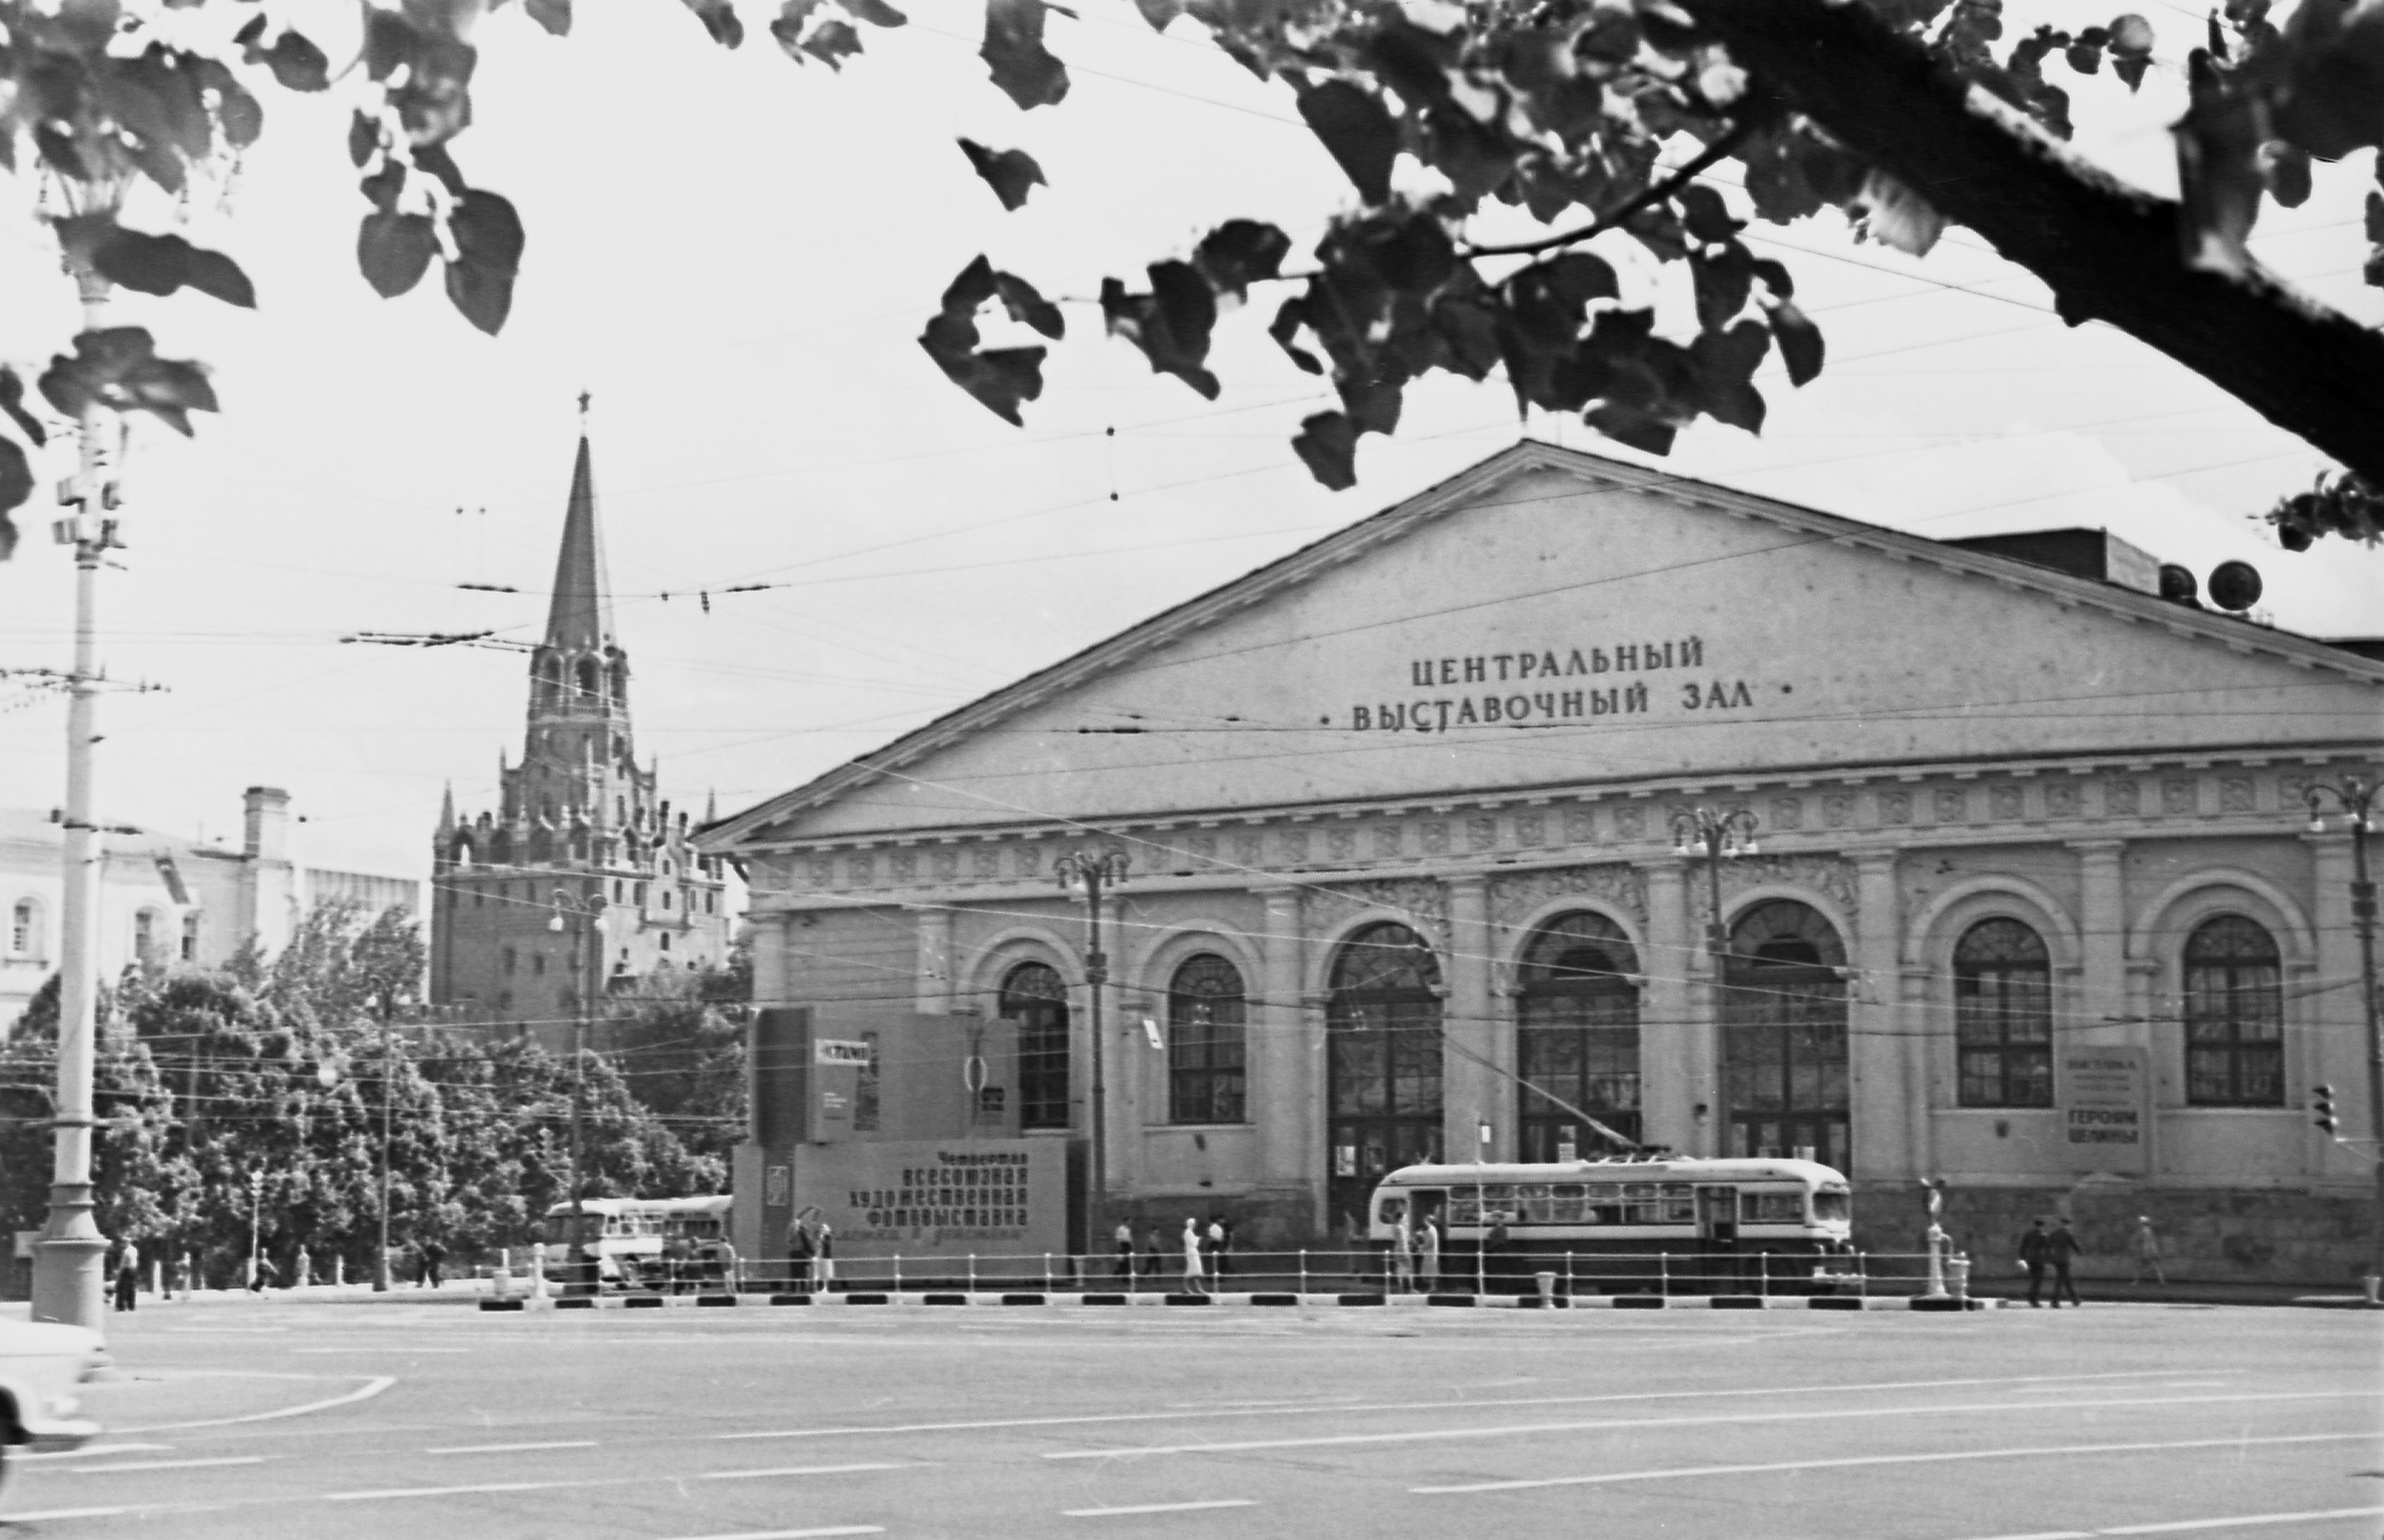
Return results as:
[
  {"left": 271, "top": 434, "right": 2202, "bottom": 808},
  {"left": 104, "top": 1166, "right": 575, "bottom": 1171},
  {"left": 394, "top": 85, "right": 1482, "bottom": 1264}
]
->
[
  {"left": 1694, "top": 1185, "right": 1739, "bottom": 1243},
  {"left": 1327, "top": 924, "right": 1445, "bottom": 1231}
]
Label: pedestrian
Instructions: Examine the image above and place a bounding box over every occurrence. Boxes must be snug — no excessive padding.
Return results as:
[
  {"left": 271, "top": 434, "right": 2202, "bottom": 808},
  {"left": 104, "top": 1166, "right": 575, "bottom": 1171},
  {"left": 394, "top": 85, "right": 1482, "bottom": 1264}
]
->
[
  {"left": 419, "top": 1240, "right": 445, "bottom": 1290},
  {"left": 1417, "top": 1212, "right": 1441, "bottom": 1293},
  {"left": 787, "top": 1222, "right": 815, "bottom": 1295},
  {"left": 1140, "top": 1226, "right": 1164, "bottom": 1278},
  {"left": 1181, "top": 1217, "right": 1207, "bottom": 1296},
  {"left": 2131, "top": 1215, "right": 2166, "bottom": 1285},
  {"left": 1113, "top": 1220, "right": 1135, "bottom": 1281},
  {"left": 815, "top": 1224, "right": 836, "bottom": 1293},
  {"left": 1484, "top": 1212, "right": 1512, "bottom": 1294},
  {"left": 248, "top": 1253, "right": 278, "bottom": 1294},
  {"left": 1387, "top": 1207, "right": 1415, "bottom": 1293},
  {"left": 112, "top": 1240, "right": 139, "bottom": 1313},
  {"left": 1206, "top": 1216, "right": 1230, "bottom": 1281},
  {"left": 2018, "top": 1218, "right": 2053, "bottom": 1306},
  {"left": 2049, "top": 1217, "right": 2084, "bottom": 1307}
]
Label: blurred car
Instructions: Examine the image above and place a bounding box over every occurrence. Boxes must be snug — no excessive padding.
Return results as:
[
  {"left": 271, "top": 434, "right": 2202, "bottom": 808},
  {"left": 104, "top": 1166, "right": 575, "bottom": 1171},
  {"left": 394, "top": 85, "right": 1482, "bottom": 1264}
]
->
[{"left": 0, "top": 1317, "right": 109, "bottom": 1487}]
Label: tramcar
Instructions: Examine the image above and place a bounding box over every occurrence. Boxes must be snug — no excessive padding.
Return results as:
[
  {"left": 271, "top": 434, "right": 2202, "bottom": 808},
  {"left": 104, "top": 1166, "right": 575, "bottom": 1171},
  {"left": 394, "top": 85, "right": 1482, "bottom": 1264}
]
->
[{"left": 1366, "top": 1157, "right": 1853, "bottom": 1293}]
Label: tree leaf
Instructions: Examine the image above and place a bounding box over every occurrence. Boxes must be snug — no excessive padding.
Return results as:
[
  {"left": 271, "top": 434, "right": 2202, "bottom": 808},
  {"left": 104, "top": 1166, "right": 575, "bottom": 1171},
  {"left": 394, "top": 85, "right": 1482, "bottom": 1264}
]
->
[
  {"left": 919, "top": 256, "right": 1048, "bottom": 424},
  {"left": 1132, "top": 0, "right": 1183, "bottom": 29},
  {"left": 1193, "top": 219, "right": 1290, "bottom": 300},
  {"left": 1689, "top": 319, "right": 1770, "bottom": 432},
  {"left": 1768, "top": 298, "right": 1825, "bottom": 386},
  {"left": 993, "top": 271, "right": 1064, "bottom": 339},
  {"left": 770, "top": 0, "right": 826, "bottom": 56},
  {"left": 982, "top": 0, "right": 1069, "bottom": 110},
  {"left": 526, "top": 0, "right": 572, "bottom": 35},
  {"left": 348, "top": 111, "right": 380, "bottom": 169},
  {"left": 0, "top": 438, "right": 27, "bottom": 558},
  {"left": 844, "top": 0, "right": 907, "bottom": 26},
  {"left": 799, "top": 20, "right": 863, "bottom": 66},
  {"left": 91, "top": 228, "right": 256, "bottom": 308},
  {"left": 2258, "top": 140, "right": 2312, "bottom": 207},
  {"left": 1100, "top": 263, "right": 1219, "bottom": 399},
  {"left": 1676, "top": 183, "right": 1740, "bottom": 243},
  {"left": 358, "top": 211, "right": 439, "bottom": 298},
  {"left": 188, "top": 57, "right": 263, "bottom": 149},
  {"left": 1584, "top": 401, "right": 1674, "bottom": 456},
  {"left": 1298, "top": 80, "right": 1397, "bottom": 205},
  {"left": 39, "top": 327, "right": 219, "bottom": 436},
  {"left": 0, "top": 368, "right": 48, "bottom": 448},
  {"left": 449, "top": 190, "right": 525, "bottom": 279},
  {"left": 445, "top": 255, "right": 516, "bottom": 336},
  {"left": 414, "top": 143, "right": 469, "bottom": 197},
  {"left": 684, "top": 0, "right": 746, "bottom": 47},
  {"left": 1689, "top": 241, "right": 1755, "bottom": 332},
  {"left": 240, "top": 26, "right": 330, "bottom": 91},
  {"left": 958, "top": 139, "right": 1046, "bottom": 211},
  {"left": 1291, "top": 410, "right": 1358, "bottom": 490}
]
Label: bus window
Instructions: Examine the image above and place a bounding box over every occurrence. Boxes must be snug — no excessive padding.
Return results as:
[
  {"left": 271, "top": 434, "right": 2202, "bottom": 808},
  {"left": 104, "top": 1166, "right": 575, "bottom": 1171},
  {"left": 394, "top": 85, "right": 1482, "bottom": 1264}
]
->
[
  {"left": 1814, "top": 1190, "right": 1850, "bottom": 1222},
  {"left": 1550, "top": 1184, "right": 1585, "bottom": 1223}
]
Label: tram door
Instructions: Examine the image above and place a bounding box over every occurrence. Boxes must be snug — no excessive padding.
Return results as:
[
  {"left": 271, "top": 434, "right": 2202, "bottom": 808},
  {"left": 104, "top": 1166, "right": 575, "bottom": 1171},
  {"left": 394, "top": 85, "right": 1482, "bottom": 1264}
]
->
[{"left": 1694, "top": 1185, "right": 1739, "bottom": 1244}]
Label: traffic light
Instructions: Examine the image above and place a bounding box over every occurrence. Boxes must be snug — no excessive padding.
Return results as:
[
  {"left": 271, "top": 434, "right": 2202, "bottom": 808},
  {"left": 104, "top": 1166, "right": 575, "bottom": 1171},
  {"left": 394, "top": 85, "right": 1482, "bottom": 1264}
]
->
[{"left": 2313, "top": 1084, "right": 2339, "bottom": 1136}]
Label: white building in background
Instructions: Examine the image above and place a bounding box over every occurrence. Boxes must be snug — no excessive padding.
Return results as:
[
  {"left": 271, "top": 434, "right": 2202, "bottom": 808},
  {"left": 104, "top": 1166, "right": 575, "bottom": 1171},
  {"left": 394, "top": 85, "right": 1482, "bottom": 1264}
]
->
[{"left": 2, "top": 786, "right": 423, "bottom": 1032}]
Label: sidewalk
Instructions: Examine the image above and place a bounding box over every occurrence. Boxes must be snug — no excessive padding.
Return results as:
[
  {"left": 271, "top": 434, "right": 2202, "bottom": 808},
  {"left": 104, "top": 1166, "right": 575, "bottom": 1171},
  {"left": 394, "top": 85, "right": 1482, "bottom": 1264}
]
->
[{"left": 1967, "top": 1277, "right": 2380, "bottom": 1309}]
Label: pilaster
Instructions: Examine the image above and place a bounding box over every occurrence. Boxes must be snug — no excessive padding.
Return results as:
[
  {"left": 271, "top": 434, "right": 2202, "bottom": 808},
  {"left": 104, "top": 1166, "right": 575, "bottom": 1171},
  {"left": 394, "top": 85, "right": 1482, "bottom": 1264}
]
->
[
  {"left": 1443, "top": 875, "right": 1498, "bottom": 1160},
  {"left": 2304, "top": 832, "right": 2368, "bottom": 1180},
  {"left": 2070, "top": 839, "right": 2128, "bottom": 1047},
  {"left": 1253, "top": 887, "right": 1310, "bottom": 1196},
  {"left": 911, "top": 903, "right": 953, "bottom": 1015},
  {"left": 1851, "top": 849, "right": 1911, "bottom": 1180},
  {"left": 1637, "top": 859, "right": 1701, "bottom": 1155}
]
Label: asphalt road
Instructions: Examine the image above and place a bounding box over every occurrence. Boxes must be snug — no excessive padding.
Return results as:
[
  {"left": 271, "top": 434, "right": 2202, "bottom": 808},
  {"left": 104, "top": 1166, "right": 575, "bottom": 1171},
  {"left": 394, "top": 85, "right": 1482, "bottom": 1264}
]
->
[{"left": 4, "top": 1297, "right": 2379, "bottom": 1540}]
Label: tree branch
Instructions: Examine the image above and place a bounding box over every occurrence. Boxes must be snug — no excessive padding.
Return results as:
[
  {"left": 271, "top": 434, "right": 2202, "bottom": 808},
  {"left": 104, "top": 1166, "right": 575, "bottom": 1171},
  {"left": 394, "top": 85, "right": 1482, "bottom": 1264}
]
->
[
  {"left": 1679, "top": 0, "right": 2384, "bottom": 485},
  {"left": 1464, "top": 117, "right": 1754, "bottom": 261}
]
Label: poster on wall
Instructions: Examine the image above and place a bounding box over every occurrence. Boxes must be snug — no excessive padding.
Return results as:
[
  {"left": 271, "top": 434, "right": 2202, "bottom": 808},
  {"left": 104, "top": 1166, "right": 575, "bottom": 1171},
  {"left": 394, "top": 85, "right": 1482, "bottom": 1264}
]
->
[
  {"left": 2059, "top": 1047, "right": 2148, "bottom": 1175},
  {"left": 785, "top": 1137, "right": 1065, "bottom": 1261}
]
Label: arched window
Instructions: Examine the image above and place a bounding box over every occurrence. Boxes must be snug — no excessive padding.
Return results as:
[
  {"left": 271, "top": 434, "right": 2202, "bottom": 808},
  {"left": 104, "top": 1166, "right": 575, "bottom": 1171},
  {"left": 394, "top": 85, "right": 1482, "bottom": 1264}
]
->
[
  {"left": 1516, "top": 912, "right": 1641, "bottom": 1160},
  {"left": 610, "top": 659, "right": 630, "bottom": 708},
  {"left": 1167, "top": 954, "right": 1246, "bottom": 1124},
  {"left": 2184, "top": 914, "right": 2283, "bottom": 1106},
  {"left": 1001, "top": 962, "right": 1071, "bottom": 1130},
  {"left": 1722, "top": 899, "right": 1850, "bottom": 1170},
  {"left": 10, "top": 899, "right": 37, "bottom": 957},
  {"left": 1327, "top": 923, "right": 1443, "bottom": 1228},
  {"left": 576, "top": 656, "right": 601, "bottom": 700},
  {"left": 1954, "top": 918, "right": 2052, "bottom": 1108}
]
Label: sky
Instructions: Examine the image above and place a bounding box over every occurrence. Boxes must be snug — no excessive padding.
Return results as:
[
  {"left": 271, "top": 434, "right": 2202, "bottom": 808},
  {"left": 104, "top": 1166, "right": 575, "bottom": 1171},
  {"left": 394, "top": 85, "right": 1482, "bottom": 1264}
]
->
[{"left": 0, "top": 0, "right": 2378, "bottom": 886}]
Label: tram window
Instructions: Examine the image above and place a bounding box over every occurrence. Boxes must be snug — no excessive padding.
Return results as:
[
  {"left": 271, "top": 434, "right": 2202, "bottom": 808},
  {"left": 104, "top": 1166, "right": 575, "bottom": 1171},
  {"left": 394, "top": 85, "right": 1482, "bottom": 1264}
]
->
[
  {"left": 1551, "top": 1184, "right": 1585, "bottom": 1223},
  {"left": 1378, "top": 1196, "right": 1408, "bottom": 1225},
  {"left": 1450, "top": 1190, "right": 1481, "bottom": 1225},
  {"left": 1814, "top": 1190, "right": 1850, "bottom": 1221},
  {"left": 1483, "top": 1184, "right": 1515, "bottom": 1207},
  {"left": 1742, "top": 1191, "right": 1806, "bottom": 1224},
  {"left": 1518, "top": 1184, "right": 1553, "bottom": 1222},
  {"left": 1660, "top": 1184, "right": 1697, "bottom": 1223}
]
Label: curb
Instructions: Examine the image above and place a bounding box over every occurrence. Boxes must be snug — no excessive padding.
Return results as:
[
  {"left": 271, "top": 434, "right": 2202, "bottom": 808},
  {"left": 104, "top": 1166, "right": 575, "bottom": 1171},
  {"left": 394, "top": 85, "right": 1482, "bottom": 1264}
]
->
[{"left": 476, "top": 1290, "right": 1996, "bottom": 1313}]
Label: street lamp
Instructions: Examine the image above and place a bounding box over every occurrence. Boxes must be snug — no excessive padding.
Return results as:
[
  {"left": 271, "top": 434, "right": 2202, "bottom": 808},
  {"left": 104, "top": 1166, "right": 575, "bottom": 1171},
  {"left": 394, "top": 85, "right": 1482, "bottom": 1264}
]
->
[
  {"left": 246, "top": 1170, "right": 264, "bottom": 1291},
  {"left": 371, "top": 990, "right": 396, "bottom": 1293},
  {"left": 550, "top": 885, "right": 606, "bottom": 1295},
  {"left": 2304, "top": 774, "right": 2384, "bottom": 1292},
  {"left": 1054, "top": 846, "right": 1130, "bottom": 1265},
  {"left": 1669, "top": 805, "right": 1761, "bottom": 960}
]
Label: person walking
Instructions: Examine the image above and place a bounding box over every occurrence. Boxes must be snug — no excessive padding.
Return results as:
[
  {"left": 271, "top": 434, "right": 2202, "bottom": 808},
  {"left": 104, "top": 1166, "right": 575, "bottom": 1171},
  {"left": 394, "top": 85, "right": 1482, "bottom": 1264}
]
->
[
  {"left": 1141, "top": 1226, "right": 1164, "bottom": 1279},
  {"left": 2131, "top": 1215, "right": 2166, "bottom": 1285},
  {"left": 815, "top": 1224, "right": 836, "bottom": 1293},
  {"left": 1113, "top": 1220, "right": 1135, "bottom": 1281},
  {"left": 1483, "top": 1212, "right": 1512, "bottom": 1295},
  {"left": 2049, "top": 1217, "right": 2084, "bottom": 1307},
  {"left": 1388, "top": 1209, "right": 1416, "bottom": 1293},
  {"left": 418, "top": 1240, "right": 445, "bottom": 1290},
  {"left": 787, "top": 1223, "right": 815, "bottom": 1295},
  {"left": 2018, "top": 1218, "right": 2054, "bottom": 1306},
  {"left": 1181, "top": 1217, "right": 1207, "bottom": 1296},
  {"left": 1206, "top": 1216, "right": 1230, "bottom": 1281},
  {"left": 112, "top": 1240, "right": 139, "bottom": 1313},
  {"left": 1417, "top": 1213, "right": 1441, "bottom": 1293}
]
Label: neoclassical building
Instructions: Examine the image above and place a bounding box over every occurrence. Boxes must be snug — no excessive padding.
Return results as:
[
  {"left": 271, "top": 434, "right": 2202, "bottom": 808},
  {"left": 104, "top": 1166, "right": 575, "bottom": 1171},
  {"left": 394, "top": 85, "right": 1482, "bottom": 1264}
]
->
[{"left": 702, "top": 442, "right": 2381, "bottom": 1282}]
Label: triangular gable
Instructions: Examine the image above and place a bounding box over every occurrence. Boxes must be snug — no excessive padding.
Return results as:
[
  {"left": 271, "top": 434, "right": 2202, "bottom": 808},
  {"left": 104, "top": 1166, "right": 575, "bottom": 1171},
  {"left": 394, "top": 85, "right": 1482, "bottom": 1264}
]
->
[{"left": 706, "top": 441, "right": 2384, "bottom": 847}]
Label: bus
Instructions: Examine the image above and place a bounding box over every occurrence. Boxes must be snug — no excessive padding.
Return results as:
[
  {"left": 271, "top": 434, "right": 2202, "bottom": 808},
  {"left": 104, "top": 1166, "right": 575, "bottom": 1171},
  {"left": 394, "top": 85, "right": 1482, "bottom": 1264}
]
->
[
  {"left": 1366, "top": 1156, "right": 1854, "bottom": 1293},
  {"left": 541, "top": 1196, "right": 733, "bottom": 1289}
]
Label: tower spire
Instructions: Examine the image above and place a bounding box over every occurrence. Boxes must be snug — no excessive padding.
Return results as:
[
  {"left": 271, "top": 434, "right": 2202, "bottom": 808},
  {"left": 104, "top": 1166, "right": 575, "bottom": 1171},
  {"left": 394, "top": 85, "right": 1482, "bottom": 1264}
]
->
[
  {"left": 544, "top": 411, "right": 615, "bottom": 653},
  {"left": 437, "top": 780, "right": 457, "bottom": 836}
]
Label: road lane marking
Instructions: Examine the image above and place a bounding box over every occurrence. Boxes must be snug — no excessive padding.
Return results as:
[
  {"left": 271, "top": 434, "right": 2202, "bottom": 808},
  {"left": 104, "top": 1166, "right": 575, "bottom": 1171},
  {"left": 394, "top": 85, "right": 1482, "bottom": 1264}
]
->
[
  {"left": 14, "top": 1444, "right": 174, "bottom": 1463},
  {"left": 655, "top": 1529, "right": 886, "bottom": 1540},
  {"left": 1063, "top": 1499, "right": 1258, "bottom": 1517},
  {"left": 0, "top": 1507, "right": 131, "bottom": 1522},
  {"left": 1410, "top": 1432, "right": 2382, "bottom": 1492},
  {"left": 117, "top": 1373, "right": 396, "bottom": 1432},
  {"left": 294, "top": 1346, "right": 470, "bottom": 1355},
  {"left": 717, "top": 1370, "right": 2198, "bottom": 1442},
  {"left": 1045, "top": 1389, "right": 2380, "bottom": 1460},
  {"left": 325, "top": 1478, "right": 622, "bottom": 1501},
  {"left": 1953, "top": 1509, "right": 2384, "bottom": 1540},
  {"left": 424, "top": 1439, "right": 602, "bottom": 1454},
  {"left": 700, "top": 1462, "right": 918, "bottom": 1481},
  {"left": 66, "top": 1457, "right": 268, "bottom": 1474}
]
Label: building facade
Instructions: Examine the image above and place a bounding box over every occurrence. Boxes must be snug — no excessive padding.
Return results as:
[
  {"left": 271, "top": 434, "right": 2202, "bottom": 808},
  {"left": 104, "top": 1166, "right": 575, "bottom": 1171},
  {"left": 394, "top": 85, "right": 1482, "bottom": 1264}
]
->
[
  {"left": 3, "top": 786, "right": 421, "bottom": 1031},
  {"left": 430, "top": 428, "right": 732, "bottom": 1047},
  {"left": 702, "top": 444, "right": 2382, "bottom": 1284}
]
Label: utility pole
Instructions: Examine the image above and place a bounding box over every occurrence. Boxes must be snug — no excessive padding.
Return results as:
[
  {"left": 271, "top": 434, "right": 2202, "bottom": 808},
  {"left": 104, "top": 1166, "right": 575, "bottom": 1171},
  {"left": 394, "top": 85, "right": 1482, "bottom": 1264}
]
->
[
  {"left": 373, "top": 993, "right": 395, "bottom": 1293},
  {"left": 30, "top": 261, "right": 122, "bottom": 1330},
  {"left": 1055, "top": 846, "right": 1129, "bottom": 1263},
  {"left": 2304, "top": 774, "right": 2384, "bottom": 1293},
  {"left": 551, "top": 886, "right": 605, "bottom": 1294},
  {"left": 1669, "top": 805, "right": 1761, "bottom": 1160}
]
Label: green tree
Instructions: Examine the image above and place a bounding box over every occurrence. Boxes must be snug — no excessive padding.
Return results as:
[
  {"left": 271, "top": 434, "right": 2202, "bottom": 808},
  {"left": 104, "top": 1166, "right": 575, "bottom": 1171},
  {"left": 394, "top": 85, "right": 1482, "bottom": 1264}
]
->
[
  {"left": 602, "top": 967, "right": 749, "bottom": 1165},
  {"left": 3, "top": 0, "right": 2382, "bottom": 552}
]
